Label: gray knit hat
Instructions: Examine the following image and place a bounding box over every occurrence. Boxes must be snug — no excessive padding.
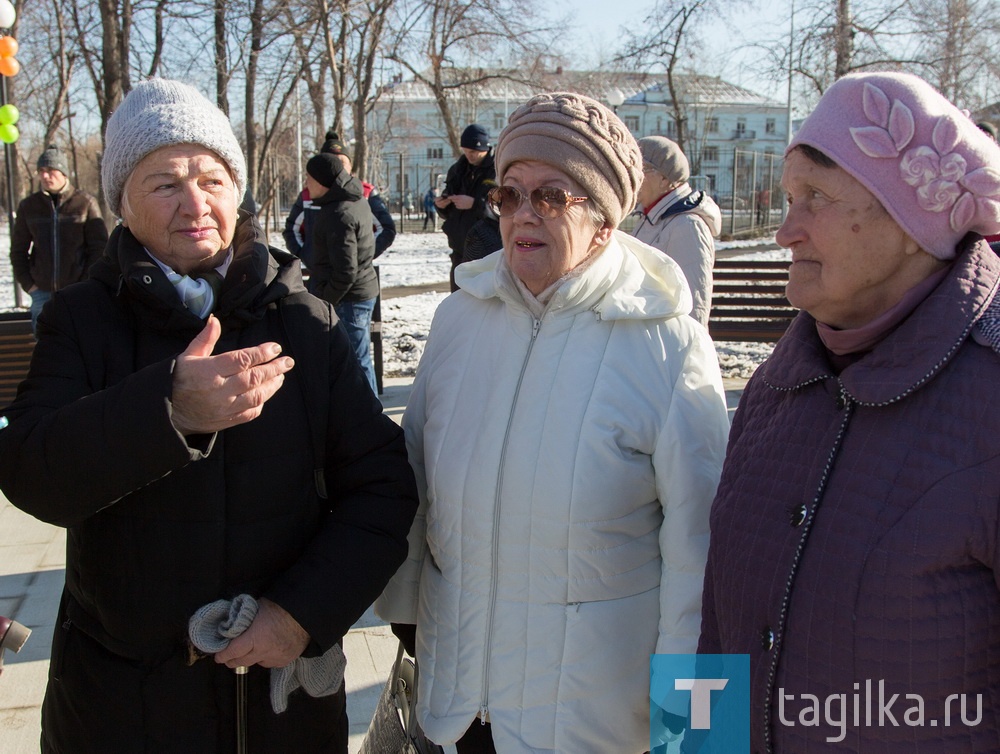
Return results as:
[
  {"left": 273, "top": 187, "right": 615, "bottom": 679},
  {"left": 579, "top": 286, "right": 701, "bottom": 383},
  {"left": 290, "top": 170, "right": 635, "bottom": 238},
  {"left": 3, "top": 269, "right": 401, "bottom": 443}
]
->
[
  {"left": 37, "top": 145, "right": 69, "bottom": 176},
  {"left": 495, "top": 92, "right": 643, "bottom": 227},
  {"left": 638, "top": 136, "right": 690, "bottom": 185},
  {"left": 102, "top": 78, "right": 247, "bottom": 216}
]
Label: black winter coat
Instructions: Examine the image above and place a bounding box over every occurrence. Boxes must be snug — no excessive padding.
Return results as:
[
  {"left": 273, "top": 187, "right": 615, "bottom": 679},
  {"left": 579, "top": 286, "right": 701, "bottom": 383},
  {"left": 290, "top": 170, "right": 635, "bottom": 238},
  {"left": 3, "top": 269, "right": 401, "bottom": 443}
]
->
[
  {"left": 0, "top": 214, "right": 418, "bottom": 752},
  {"left": 309, "top": 173, "right": 379, "bottom": 305},
  {"left": 10, "top": 184, "right": 108, "bottom": 292},
  {"left": 439, "top": 149, "right": 497, "bottom": 257}
]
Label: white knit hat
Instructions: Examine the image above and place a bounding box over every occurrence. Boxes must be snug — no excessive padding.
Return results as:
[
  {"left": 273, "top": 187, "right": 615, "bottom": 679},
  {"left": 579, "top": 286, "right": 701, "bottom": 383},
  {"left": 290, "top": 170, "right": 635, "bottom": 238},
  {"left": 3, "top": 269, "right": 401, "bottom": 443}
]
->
[{"left": 102, "top": 78, "right": 247, "bottom": 216}]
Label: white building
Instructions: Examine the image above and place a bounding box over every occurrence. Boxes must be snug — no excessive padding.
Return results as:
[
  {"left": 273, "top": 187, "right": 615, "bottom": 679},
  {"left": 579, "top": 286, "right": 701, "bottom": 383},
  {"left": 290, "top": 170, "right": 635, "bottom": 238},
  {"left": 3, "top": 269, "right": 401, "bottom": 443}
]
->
[{"left": 366, "top": 69, "right": 789, "bottom": 225}]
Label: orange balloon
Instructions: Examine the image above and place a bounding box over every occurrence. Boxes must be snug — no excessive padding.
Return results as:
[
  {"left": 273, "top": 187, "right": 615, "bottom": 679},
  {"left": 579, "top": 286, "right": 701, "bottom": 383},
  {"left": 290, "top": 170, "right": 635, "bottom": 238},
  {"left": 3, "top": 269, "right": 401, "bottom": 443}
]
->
[
  {"left": 0, "top": 36, "right": 17, "bottom": 57},
  {"left": 0, "top": 56, "right": 19, "bottom": 77}
]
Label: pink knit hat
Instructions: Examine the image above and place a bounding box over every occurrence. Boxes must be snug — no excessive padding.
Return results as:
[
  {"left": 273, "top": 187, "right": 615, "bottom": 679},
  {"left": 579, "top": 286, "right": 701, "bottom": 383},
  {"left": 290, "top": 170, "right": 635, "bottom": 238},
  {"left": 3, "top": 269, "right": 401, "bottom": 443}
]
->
[{"left": 788, "top": 72, "right": 1000, "bottom": 260}]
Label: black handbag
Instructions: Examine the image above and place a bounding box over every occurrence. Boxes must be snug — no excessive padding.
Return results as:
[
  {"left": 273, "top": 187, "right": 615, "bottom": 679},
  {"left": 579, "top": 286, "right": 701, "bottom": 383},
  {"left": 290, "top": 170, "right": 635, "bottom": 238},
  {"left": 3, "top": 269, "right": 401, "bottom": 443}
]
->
[{"left": 359, "top": 641, "right": 444, "bottom": 754}]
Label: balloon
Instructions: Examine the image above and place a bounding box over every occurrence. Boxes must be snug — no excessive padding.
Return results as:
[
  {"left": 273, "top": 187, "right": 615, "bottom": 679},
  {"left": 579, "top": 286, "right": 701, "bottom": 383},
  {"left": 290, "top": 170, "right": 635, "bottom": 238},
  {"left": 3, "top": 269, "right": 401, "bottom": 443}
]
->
[
  {"left": 0, "top": 56, "right": 19, "bottom": 77},
  {"left": 0, "top": 123, "right": 18, "bottom": 144},
  {"left": 0, "top": 1, "right": 16, "bottom": 29},
  {"left": 0, "top": 104, "right": 17, "bottom": 125},
  {"left": 0, "top": 36, "right": 18, "bottom": 58}
]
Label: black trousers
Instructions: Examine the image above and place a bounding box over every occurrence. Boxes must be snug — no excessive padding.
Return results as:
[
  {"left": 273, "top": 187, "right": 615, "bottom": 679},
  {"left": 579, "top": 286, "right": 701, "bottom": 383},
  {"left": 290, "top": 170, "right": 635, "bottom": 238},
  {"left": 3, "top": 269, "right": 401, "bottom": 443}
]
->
[{"left": 455, "top": 720, "right": 498, "bottom": 754}]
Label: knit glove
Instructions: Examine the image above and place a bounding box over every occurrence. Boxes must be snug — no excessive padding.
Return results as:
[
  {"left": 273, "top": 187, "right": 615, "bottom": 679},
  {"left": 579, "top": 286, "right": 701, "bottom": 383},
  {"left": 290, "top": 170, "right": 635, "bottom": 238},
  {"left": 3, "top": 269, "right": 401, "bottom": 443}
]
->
[{"left": 188, "top": 594, "right": 346, "bottom": 714}]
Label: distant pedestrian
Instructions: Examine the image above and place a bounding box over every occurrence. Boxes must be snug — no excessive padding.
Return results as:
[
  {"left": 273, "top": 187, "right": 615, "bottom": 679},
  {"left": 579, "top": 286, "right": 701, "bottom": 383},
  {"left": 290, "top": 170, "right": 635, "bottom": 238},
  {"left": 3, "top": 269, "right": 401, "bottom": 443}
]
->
[
  {"left": 423, "top": 186, "right": 437, "bottom": 231},
  {"left": 305, "top": 152, "right": 380, "bottom": 396},
  {"left": 634, "top": 135, "right": 721, "bottom": 328},
  {"left": 436, "top": 124, "right": 497, "bottom": 291},
  {"left": 10, "top": 145, "right": 107, "bottom": 332},
  {"left": 755, "top": 186, "right": 770, "bottom": 225}
]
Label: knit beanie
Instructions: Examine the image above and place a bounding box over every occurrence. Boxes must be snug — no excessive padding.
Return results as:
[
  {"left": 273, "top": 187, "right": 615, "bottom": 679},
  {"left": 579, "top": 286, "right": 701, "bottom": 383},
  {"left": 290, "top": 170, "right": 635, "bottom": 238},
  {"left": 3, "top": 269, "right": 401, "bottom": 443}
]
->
[
  {"left": 461, "top": 124, "right": 490, "bottom": 150},
  {"left": 306, "top": 153, "right": 344, "bottom": 188},
  {"left": 36, "top": 145, "right": 69, "bottom": 176},
  {"left": 321, "top": 130, "right": 348, "bottom": 156},
  {"left": 496, "top": 92, "right": 643, "bottom": 227},
  {"left": 788, "top": 71, "right": 1000, "bottom": 260},
  {"left": 102, "top": 78, "right": 247, "bottom": 217},
  {"left": 638, "top": 136, "right": 690, "bottom": 185}
]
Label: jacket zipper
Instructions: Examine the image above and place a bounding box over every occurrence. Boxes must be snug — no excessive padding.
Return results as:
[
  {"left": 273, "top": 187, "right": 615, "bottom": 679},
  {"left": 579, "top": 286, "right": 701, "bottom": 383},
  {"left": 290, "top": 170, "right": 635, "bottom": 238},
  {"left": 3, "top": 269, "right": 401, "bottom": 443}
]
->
[
  {"left": 50, "top": 194, "right": 61, "bottom": 291},
  {"left": 480, "top": 316, "right": 541, "bottom": 725}
]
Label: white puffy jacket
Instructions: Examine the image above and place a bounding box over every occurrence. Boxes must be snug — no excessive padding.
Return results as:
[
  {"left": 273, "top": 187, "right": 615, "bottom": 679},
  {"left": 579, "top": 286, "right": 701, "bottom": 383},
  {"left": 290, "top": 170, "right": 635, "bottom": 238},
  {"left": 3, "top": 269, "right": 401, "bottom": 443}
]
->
[
  {"left": 375, "top": 231, "right": 730, "bottom": 752},
  {"left": 633, "top": 185, "right": 722, "bottom": 328}
]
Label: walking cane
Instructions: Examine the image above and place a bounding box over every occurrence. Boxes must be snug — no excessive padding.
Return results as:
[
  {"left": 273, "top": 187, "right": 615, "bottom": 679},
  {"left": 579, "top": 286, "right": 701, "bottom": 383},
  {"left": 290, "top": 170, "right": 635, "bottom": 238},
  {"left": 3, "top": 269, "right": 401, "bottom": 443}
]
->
[{"left": 235, "top": 665, "right": 248, "bottom": 754}]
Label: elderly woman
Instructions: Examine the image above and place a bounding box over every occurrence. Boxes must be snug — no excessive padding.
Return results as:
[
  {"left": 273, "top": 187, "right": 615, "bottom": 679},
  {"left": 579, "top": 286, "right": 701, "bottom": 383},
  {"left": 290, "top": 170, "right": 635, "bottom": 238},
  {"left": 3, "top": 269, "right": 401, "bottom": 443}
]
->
[
  {"left": 0, "top": 79, "right": 417, "bottom": 751},
  {"left": 699, "top": 72, "right": 1000, "bottom": 751},
  {"left": 375, "top": 92, "right": 731, "bottom": 752}
]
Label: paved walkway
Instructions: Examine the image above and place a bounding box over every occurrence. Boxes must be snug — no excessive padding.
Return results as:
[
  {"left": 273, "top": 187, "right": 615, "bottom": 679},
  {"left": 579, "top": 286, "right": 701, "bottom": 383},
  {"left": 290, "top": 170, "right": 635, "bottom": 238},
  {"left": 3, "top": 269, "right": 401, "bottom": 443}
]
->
[{"left": 0, "top": 374, "right": 747, "bottom": 753}]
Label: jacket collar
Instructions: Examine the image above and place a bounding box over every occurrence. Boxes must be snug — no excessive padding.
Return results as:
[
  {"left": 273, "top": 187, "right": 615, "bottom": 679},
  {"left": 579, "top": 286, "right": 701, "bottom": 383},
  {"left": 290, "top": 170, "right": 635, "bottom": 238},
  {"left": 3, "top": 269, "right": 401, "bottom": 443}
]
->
[
  {"left": 455, "top": 230, "right": 692, "bottom": 323},
  {"left": 90, "top": 212, "right": 304, "bottom": 333},
  {"left": 760, "top": 238, "right": 1000, "bottom": 404}
]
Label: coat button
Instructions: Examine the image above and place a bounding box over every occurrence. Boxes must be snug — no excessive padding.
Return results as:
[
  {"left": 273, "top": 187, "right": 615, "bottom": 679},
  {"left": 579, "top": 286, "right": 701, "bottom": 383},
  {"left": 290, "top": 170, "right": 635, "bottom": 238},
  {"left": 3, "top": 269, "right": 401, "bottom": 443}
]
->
[
  {"left": 790, "top": 504, "right": 808, "bottom": 527},
  {"left": 761, "top": 626, "right": 775, "bottom": 651}
]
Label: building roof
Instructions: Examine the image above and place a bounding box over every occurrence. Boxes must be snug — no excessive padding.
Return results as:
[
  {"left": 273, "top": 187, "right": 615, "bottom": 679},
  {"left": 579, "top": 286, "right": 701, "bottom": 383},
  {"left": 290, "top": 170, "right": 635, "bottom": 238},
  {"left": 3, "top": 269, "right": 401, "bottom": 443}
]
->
[{"left": 379, "top": 69, "right": 784, "bottom": 109}]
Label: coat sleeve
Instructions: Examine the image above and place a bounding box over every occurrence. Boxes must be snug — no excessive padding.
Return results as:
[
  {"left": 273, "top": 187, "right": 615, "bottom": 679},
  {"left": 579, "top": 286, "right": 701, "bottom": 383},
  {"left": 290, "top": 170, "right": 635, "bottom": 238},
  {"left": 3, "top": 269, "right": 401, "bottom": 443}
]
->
[
  {"left": 372, "top": 317, "right": 439, "bottom": 625},
  {"left": 309, "top": 210, "right": 358, "bottom": 306},
  {"left": 0, "top": 292, "right": 216, "bottom": 527},
  {"left": 264, "top": 321, "right": 419, "bottom": 648},
  {"left": 83, "top": 195, "right": 109, "bottom": 272},
  {"left": 663, "top": 216, "right": 716, "bottom": 328},
  {"left": 283, "top": 195, "right": 305, "bottom": 257},
  {"left": 369, "top": 194, "right": 396, "bottom": 258},
  {"left": 652, "top": 323, "right": 729, "bottom": 655},
  {"left": 10, "top": 198, "right": 34, "bottom": 292}
]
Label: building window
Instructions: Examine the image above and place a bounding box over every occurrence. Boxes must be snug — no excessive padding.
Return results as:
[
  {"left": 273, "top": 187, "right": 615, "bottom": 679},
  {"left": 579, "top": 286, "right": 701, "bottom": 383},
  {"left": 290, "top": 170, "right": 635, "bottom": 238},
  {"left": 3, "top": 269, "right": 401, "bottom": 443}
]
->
[
  {"left": 705, "top": 174, "right": 716, "bottom": 192},
  {"left": 656, "top": 117, "right": 662, "bottom": 132},
  {"left": 706, "top": 117, "right": 719, "bottom": 133},
  {"left": 666, "top": 120, "right": 676, "bottom": 136},
  {"left": 624, "top": 115, "right": 640, "bottom": 131},
  {"left": 494, "top": 113, "right": 505, "bottom": 132},
  {"left": 703, "top": 146, "right": 719, "bottom": 162},
  {"left": 766, "top": 118, "right": 776, "bottom": 134},
  {"left": 736, "top": 118, "right": 747, "bottom": 138},
  {"left": 427, "top": 147, "right": 443, "bottom": 160}
]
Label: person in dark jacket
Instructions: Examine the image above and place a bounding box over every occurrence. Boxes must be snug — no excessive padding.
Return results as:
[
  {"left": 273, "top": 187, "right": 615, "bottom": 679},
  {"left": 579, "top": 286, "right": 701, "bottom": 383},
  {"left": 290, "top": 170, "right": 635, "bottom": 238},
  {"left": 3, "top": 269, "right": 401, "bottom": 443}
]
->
[
  {"left": 0, "top": 78, "right": 418, "bottom": 754},
  {"left": 436, "top": 124, "right": 497, "bottom": 291},
  {"left": 284, "top": 132, "right": 395, "bottom": 270},
  {"left": 699, "top": 72, "right": 1000, "bottom": 752},
  {"left": 10, "top": 144, "right": 108, "bottom": 332},
  {"left": 306, "top": 152, "right": 380, "bottom": 395}
]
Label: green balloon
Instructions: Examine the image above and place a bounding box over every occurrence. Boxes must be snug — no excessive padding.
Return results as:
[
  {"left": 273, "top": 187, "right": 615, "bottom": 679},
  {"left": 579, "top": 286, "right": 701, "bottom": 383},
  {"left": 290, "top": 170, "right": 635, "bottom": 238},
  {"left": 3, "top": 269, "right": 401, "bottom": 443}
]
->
[
  {"left": 0, "top": 103, "right": 18, "bottom": 125},
  {"left": 0, "top": 123, "right": 18, "bottom": 143}
]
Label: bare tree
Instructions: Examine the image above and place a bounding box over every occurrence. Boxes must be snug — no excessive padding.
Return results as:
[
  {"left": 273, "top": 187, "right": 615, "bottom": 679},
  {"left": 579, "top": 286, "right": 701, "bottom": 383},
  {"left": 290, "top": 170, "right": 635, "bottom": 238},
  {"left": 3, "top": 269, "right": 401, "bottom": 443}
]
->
[{"left": 387, "top": 0, "right": 550, "bottom": 154}]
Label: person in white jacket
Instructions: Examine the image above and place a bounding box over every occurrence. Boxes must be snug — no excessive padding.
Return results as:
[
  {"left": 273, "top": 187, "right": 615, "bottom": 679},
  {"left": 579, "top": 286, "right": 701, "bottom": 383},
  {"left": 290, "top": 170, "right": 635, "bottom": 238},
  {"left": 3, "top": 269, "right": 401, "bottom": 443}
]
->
[
  {"left": 633, "top": 136, "right": 722, "bottom": 328},
  {"left": 375, "top": 92, "right": 731, "bottom": 753}
]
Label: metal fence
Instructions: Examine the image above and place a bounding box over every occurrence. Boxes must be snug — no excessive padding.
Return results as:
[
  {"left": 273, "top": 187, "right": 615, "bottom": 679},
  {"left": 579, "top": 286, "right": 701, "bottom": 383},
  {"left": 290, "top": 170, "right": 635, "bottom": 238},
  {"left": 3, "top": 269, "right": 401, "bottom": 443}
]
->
[{"left": 373, "top": 147, "right": 785, "bottom": 238}]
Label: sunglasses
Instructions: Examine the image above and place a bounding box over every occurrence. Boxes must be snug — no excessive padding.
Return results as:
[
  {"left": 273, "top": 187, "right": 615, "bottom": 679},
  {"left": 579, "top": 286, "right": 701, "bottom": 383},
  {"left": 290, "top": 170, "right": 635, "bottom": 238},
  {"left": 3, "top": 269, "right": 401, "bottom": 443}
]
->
[{"left": 487, "top": 186, "right": 589, "bottom": 219}]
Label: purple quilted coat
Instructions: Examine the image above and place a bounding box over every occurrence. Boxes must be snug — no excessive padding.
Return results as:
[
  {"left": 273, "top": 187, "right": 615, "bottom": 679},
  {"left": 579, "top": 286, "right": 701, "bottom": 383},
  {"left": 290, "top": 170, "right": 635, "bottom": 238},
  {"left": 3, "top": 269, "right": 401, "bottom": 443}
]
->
[{"left": 700, "top": 239, "right": 1000, "bottom": 753}]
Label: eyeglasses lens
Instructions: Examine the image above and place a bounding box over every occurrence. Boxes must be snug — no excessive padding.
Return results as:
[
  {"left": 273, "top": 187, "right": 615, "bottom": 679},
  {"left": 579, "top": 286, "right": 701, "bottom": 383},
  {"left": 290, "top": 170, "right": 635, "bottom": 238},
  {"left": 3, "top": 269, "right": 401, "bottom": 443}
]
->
[{"left": 489, "top": 187, "right": 572, "bottom": 219}]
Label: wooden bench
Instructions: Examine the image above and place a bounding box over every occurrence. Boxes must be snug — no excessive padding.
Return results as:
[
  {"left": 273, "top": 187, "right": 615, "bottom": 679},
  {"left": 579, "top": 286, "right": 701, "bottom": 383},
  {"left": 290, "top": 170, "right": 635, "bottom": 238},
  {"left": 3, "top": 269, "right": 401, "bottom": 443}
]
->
[
  {"left": 708, "top": 259, "right": 797, "bottom": 342},
  {"left": 0, "top": 311, "right": 33, "bottom": 410}
]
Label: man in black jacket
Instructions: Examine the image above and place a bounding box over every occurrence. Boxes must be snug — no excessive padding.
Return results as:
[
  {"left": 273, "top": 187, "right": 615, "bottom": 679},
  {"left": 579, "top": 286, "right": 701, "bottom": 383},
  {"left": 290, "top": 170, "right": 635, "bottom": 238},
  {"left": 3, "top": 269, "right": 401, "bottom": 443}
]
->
[
  {"left": 0, "top": 78, "right": 417, "bottom": 754},
  {"left": 10, "top": 145, "right": 108, "bottom": 332},
  {"left": 306, "top": 152, "right": 380, "bottom": 395},
  {"left": 436, "top": 124, "right": 497, "bottom": 291}
]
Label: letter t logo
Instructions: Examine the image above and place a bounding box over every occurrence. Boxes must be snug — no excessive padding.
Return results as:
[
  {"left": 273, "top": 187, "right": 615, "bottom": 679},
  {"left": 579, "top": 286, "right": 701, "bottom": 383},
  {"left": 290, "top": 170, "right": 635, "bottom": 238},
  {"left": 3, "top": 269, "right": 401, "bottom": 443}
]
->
[{"left": 675, "top": 678, "right": 729, "bottom": 729}]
